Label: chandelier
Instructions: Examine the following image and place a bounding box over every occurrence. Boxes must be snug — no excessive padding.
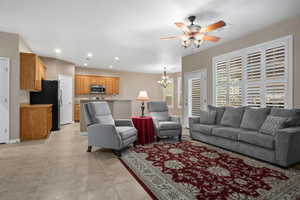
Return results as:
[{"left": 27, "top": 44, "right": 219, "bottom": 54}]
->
[{"left": 157, "top": 67, "right": 172, "bottom": 88}]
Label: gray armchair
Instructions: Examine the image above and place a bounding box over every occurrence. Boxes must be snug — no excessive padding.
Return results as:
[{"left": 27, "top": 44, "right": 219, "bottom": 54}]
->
[
  {"left": 147, "top": 101, "right": 182, "bottom": 141},
  {"left": 83, "top": 101, "right": 137, "bottom": 156}
]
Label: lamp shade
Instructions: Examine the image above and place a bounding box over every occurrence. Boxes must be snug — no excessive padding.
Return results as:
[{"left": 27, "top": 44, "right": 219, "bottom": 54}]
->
[{"left": 136, "top": 91, "right": 149, "bottom": 101}]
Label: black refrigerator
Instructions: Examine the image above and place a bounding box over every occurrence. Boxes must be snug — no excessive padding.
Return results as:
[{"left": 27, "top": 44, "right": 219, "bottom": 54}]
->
[{"left": 30, "top": 80, "right": 60, "bottom": 131}]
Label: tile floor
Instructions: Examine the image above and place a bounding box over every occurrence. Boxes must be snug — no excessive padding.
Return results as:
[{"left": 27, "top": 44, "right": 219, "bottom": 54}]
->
[
  {"left": 1, "top": 123, "right": 298, "bottom": 200},
  {"left": 0, "top": 123, "right": 152, "bottom": 200}
]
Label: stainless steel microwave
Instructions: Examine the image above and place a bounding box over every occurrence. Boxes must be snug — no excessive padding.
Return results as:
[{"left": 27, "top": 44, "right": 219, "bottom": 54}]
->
[{"left": 90, "top": 85, "right": 106, "bottom": 94}]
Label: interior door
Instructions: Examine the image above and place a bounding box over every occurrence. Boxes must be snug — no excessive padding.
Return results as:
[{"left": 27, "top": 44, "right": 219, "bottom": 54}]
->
[
  {"left": 0, "top": 57, "right": 10, "bottom": 143},
  {"left": 59, "top": 75, "right": 73, "bottom": 125},
  {"left": 184, "top": 69, "right": 207, "bottom": 128}
]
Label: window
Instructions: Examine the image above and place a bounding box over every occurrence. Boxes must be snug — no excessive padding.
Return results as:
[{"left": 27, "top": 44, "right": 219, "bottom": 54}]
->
[
  {"left": 190, "top": 78, "right": 201, "bottom": 116},
  {"left": 213, "top": 35, "right": 293, "bottom": 108},
  {"left": 163, "top": 78, "right": 174, "bottom": 108},
  {"left": 177, "top": 77, "right": 182, "bottom": 108}
]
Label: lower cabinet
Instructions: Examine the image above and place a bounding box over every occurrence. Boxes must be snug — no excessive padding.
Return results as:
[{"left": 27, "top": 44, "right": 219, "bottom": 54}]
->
[
  {"left": 20, "top": 104, "right": 52, "bottom": 141},
  {"left": 74, "top": 104, "right": 80, "bottom": 122}
]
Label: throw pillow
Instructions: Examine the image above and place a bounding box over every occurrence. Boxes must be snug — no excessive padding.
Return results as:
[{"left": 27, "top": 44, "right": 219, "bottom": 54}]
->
[
  {"left": 199, "top": 110, "right": 217, "bottom": 125},
  {"left": 221, "top": 107, "right": 246, "bottom": 128},
  {"left": 240, "top": 108, "right": 270, "bottom": 130},
  {"left": 270, "top": 108, "right": 300, "bottom": 127},
  {"left": 259, "top": 116, "right": 287, "bottom": 136},
  {"left": 207, "top": 105, "right": 225, "bottom": 125}
]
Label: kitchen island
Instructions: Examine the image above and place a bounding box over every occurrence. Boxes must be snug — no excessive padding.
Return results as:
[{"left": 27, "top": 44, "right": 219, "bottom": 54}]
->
[{"left": 79, "top": 99, "right": 132, "bottom": 132}]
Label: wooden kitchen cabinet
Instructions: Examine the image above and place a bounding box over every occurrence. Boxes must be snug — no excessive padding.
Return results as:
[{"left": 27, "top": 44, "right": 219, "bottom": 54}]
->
[
  {"left": 75, "top": 75, "right": 90, "bottom": 94},
  {"left": 20, "top": 53, "right": 46, "bottom": 91},
  {"left": 75, "top": 75, "right": 119, "bottom": 95},
  {"left": 20, "top": 104, "right": 52, "bottom": 141},
  {"left": 74, "top": 104, "right": 80, "bottom": 122},
  {"left": 105, "top": 77, "right": 119, "bottom": 95}
]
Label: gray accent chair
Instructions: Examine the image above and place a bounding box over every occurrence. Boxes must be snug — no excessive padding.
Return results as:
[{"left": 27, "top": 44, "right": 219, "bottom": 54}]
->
[
  {"left": 147, "top": 101, "right": 182, "bottom": 141},
  {"left": 83, "top": 101, "right": 137, "bottom": 156},
  {"left": 189, "top": 105, "right": 300, "bottom": 167}
]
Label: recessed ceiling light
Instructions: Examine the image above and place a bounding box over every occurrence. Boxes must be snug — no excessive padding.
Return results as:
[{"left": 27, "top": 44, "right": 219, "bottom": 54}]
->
[
  {"left": 114, "top": 57, "right": 119, "bottom": 61},
  {"left": 54, "top": 48, "right": 61, "bottom": 54},
  {"left": 109, "top": 65, "right": 113, "bottom": 69},
  {"left": 87, "top": 53, "right": 93, "bottom": 58},
  {"left": 83, "top": 63, "right": 88, "bottom": 66}
]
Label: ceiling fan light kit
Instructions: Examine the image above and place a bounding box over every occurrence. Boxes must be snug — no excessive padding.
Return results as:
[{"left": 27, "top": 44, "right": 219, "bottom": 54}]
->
[{"left": 161, "top": 16, "right": 226, "bottom": 49}]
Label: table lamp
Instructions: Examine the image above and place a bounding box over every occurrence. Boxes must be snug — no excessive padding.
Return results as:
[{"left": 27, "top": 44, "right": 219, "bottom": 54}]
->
[{"left": 136, "top": 91, "right": 149, "bottom": 117}]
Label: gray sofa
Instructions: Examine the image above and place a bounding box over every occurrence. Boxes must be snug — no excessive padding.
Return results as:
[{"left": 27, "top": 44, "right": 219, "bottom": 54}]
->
[
  {"left": 83, "top": 101, "right": 137, "bottom": 156},
  {"left": 189, "top": 105, "right": 300, "bottom": 167},
  {"left": 147, "top": 101, "right": 182, "bottom": 141}
]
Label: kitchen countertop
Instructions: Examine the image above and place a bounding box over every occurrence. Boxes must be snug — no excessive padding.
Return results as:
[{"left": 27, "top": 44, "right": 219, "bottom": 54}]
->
[
  {"left": 20, "top": 103, "right": 52, "bottom": 108},
  {"left": 77, "top": 99, "right": 132, "bottom": 104}
]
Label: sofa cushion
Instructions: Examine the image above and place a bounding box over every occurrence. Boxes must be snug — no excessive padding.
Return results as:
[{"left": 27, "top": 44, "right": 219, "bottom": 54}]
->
[
  {"left": 238, "top": 131, "right": 274, "bottom": 149},
  {"left": 240, "top": 108, "right": 270, "bottom": 130},
  {"left": 259, "top": 116, "right": 287, "bottom": 135},
  {"left": 212, "top": 127, "right": 242, "bottom": 141},
  {"left": 208, "top": 105, "right": 225, "bottom": 125},
  {"left": 151, "top": 111, "right": 170, "bottom": 121},
  {"left": 159, "top": 121, "right": 181, "bottom": 130},
  {"left": 116, "top": 127, "right": 137, "bottom": 140},
  {"left": 270, "top": 108, "right": 300, "bottom": 127},
  {"left": 199, "top": 110, "right": 216, "bottom": 125},
  {"left": 192, "top": 124, "right": 219, "bottom": 135},
  {"left": 220, "top": 107, "right": 246, "bottom": 128},
  {"left": 88, "top": 102, "right": 115, "bottom": 125}
]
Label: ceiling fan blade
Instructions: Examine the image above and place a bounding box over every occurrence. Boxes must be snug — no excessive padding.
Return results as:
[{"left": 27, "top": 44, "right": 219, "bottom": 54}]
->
[
  {"left": 200, "top": 20, "right": 226, "bottom": 33},
  {"left": 202, "top": 35, "right": 220, "bottom": 42},
  {"left": 175, "top": 22, "right": 190, "bottom": 32},
  {"left": 160, "top": 35, "right": 180, "bottom": 40}
]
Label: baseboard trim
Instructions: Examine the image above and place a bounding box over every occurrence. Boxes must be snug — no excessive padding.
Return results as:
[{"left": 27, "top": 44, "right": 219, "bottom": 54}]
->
[{"left": 8, "top": 139, "right": 20, "bottom": 144}]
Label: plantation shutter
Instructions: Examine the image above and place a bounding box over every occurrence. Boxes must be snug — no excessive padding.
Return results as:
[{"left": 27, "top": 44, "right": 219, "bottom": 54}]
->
[
  {"left": 228, "top": 56, "right": 242, "bottom": 106},
  {"left": 246, "top": 51, "right": 262, "bottom": 107},
  {"left": 213, "top": 35, "right": 292, "bottom": 108},
  {"left": 191, "top": 78, "right": 201, "bottom": 116},
  {"left": 265, "top": 44, "right": 287, "bottom": 108},
  {"left": 215, "top": 60, "right": 228, "bottom": 107}
]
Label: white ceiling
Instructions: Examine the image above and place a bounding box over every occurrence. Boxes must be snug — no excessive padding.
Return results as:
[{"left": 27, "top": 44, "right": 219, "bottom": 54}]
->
[{"left": 0, "top": 0, "right": 300, "bottom": 73}]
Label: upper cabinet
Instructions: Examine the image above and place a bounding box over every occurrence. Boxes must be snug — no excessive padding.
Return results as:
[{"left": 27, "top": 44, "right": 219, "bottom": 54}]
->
[
  {"left": 20, "top": 53, "right": 46, "bottom": 91},
  {"left": 75, "top": 75, "right": 119, "bottom": 95},
  {"left": 75, "top": 75, "right": 90, "bottom": 94}
]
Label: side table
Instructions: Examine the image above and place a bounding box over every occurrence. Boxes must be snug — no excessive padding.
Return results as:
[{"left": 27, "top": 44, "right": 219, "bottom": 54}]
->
[{"left": 131, "top": 116, "right": 155, "bottom": 145}]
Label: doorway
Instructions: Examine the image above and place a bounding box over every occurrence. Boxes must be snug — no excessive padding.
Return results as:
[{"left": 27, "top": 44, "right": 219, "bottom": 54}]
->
[
  {"left": 0, "top": 57, "right": 9, "bottom": 143},
  {"left": 184, "top": 69, "right": 207, "bottom": 128},
  {"left": 58, "top": 74, "right": 73, "bottom": 125}
]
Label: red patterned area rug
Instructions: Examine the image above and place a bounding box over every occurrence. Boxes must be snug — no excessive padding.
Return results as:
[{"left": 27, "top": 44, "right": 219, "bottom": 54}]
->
[{"left": 119, "top": 139, "right": 300, "bottom": 200}]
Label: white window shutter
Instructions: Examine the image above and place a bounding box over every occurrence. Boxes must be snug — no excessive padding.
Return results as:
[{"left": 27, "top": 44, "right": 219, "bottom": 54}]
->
[
  {"left": 191, "top": 79, "right": 201, "bottom": 116},
  {"left": 245, "top": 51, "right": 262, "bottom": 107},
  {"left": 215, "top": 60, "right": 228, "bottom": 107},
  {"left": 264, "top": 43, "right": 287, "bottom": 108},
  {"left": 228, "top": 56, "right": 242, "bottom": 106},
  {"left": 213, "top": 35, "right": 292, "bottom": 108}
]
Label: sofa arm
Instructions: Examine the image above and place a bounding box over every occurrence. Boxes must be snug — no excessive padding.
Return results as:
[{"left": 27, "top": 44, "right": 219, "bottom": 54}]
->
[
  {"left": 170, "top": 116, "right": 181, "bottom": 124},
  {"left": 115, "top": 119, "right": 134, "bottom": 127},
  {"left": 87, "top": 124, "right": 122, "bottom": 150},
  {"left": 275, "top": 127, "right": 300, "bottom": 167},
  {"left": 188, "top": 117, "right": 200, "bottom": 129}
]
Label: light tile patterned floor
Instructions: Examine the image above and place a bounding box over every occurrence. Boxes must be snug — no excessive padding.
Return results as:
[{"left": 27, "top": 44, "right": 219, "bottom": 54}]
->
[
  {"left": 1, "top": 124, "right": 297, "bottom": 200},
  {"left": 0, "top": 123, "right": 151, "bottom": 200}
]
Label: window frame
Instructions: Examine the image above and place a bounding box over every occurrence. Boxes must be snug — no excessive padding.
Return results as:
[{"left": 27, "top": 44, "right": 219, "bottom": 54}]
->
[
  {"left": 177, "top": 77, "right": 182, "bottom": 108},
  {"left": 162, "top": 78, "right": 174, "bottom": 108},
  {"left": 213, "top": 35, "right": 293, "bottom": 108}
]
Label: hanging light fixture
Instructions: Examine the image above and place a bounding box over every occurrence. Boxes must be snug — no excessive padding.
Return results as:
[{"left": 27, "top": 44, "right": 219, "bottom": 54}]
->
[{"left": 157, "top": 67, "right": 172, "bottom": 88}]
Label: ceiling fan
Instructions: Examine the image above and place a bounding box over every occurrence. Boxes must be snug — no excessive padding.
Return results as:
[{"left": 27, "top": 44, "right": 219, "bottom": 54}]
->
[{"left": 161, "top": 16, "right": 226, "bottom": 48}]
